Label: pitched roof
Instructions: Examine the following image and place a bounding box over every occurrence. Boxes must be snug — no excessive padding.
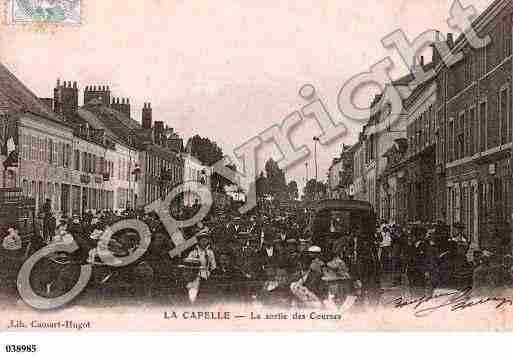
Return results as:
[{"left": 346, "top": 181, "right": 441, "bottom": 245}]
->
[
  {"left": 79, "top": 101, "right": 142, "bottom": 147},
  {"left": 403, "top": 75, "right": 436, "bottom": 109},
  {"left": 0, "top": 62, "right": 64, "bottom": 123},
  {"left": 0, "top": 91, "right": 10, "bottom": 112},
  {"left": 392, "top": 62, "right": 435, "bottom": 86}
]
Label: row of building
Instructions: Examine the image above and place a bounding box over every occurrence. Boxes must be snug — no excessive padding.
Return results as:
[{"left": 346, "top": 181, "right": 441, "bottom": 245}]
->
[
  {"left": 327, "top": 0, "right": 513, "bottom": 253},
  {"left": 0, "top": 64, "right": 212, "bottom": 218}
]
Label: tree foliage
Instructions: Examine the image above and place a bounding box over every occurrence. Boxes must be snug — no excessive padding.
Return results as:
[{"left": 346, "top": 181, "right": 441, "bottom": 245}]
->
[
  {"left": 303, "top": 179, "right": 327, "bottom": 202},
  {"left": 187, "top": 135, "right": 236, "bottom": 192},
  {"left": 255, "top": 171, "right": 269, "bottom": 199},
  {"left": 287, "top": 180, "right": 299, "bottom": 200},
  {"left": 264, "top": 158, "right": 287, "bottom": 199},
  {"left": 188, "top": 135, "right": 223, "bottom": 166}
]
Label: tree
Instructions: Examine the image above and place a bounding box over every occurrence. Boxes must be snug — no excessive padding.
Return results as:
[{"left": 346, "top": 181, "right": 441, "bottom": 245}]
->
[
  {"left": 304, "top": 179, "right": 327, "bottom": 202},
  {"left": 287, "top": 181, "right": 299, "bottom": 200},
  {"left": 187, "top": 135, "right": 223, "bottom": 166},
  {"left": 255, "top": 171, "right": 269, "bottom": 199},
  {"left": 264, "top": 158, "right": 287, "bottom": 199},
  {"left": 187, "top": 135, "right": 236, "bottom": 192}
]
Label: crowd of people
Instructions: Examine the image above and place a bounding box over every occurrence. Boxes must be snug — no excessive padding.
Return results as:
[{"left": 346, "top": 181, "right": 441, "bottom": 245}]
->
[
  {"left": 376, "top": 220, "right": 513, "bottom": 297},
  {"left": 7, "top": 198, "right": 513, "bottom": 309}
]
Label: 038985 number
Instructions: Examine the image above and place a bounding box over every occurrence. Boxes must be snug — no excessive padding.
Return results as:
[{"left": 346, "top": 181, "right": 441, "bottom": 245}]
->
[{"left": 5, "top": 345, "right": 37, "bottom": 353}]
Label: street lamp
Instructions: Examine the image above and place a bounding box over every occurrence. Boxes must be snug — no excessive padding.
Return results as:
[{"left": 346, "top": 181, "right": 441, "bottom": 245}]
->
[{"left": 313, "top": 136, "right": 320, "bottom": 200}]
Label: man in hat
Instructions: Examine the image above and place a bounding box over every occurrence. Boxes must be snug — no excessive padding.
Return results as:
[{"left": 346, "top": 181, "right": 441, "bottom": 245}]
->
[
  {"left": 282, "top": 238, "right": 299, "bottom": 272},
  {"left": 240, "top": 235, "right": 262, "bottom": 280},
  {"left": 205, "top": 247, "right": 246, "bottom": 302},
  {"left": 298, "top": 237, "right": 311, "bottom": 254},
  {"left": 178, "top": 257, "right": 203, "bottom": 304},
  {"left": 450, "top": 222, "right": 468, "bottom": 244},
  {"left": 379, "top": 225, "right": 393, "bottom": 274},
  {"left": 258, "top": 229, "right": 282, "bottom": 270},
  {"left": 296, "top": 238, "right": 313, "bottom": 274},
  {"left": 186, "top": 232, "right": 216, "bottom": 280},
  {"left": 41, "top": 198, "right": 54, "bottom": 242},
  {"left": 434, "top": 241, "right": 473, "bottom": 292},
  {"left": 472, "top": 250, "right": 503, "bottom": 295},
  {"left": 405, "top": 224, "right": 430, "bottom": 296}
]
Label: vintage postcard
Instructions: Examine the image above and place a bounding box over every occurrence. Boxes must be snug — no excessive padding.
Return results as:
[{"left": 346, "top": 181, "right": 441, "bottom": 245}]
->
[{"left": 1, "top": 0, "right": 513, "bottom": 340}]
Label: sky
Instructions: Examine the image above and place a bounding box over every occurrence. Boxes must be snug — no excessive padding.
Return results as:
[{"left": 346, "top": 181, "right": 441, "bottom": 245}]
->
[{"left": 0, "top": 0, "right": 493, "bottom": 193}]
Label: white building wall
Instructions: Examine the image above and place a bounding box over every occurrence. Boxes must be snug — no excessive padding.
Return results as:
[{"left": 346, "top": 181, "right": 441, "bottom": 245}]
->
[
  {"left": 17, "top": 113, "right": 74, "bottom": 218},
  {"left": 183, "top": 154, "right": 211, "bottom": 207}
]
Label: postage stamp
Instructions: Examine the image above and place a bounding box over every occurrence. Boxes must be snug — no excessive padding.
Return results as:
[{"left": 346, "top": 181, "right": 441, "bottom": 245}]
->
[
  {"left": 6, "top": 0, "right": 81, "bottom": 24},
  {"left": 2, "top": 0, "right": 513, "bottom": 340}
]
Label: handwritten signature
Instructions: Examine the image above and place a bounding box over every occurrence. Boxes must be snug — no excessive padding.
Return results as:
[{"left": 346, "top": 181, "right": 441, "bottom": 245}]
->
[{"left": 390, "top": 288, "right": 513, "bottom": 317}]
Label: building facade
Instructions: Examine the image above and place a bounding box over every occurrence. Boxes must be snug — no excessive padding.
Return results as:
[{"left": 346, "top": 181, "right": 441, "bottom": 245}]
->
[
  {"left": 0, "top": 66, "right": 185, "bottom": 217},
  {"left": 350, "top": 135, "right": 367, "bottom": 202},
  {"left": 327, "top": 145, "right": 354, "bottom": 200},
  {"left": 378, "top": 74, "right": 437, "bottom": 225},
  {"left": 182, "top": 153, "right": 211, "bottom": 207},
  {"left": 435, "top": 0, "right": 513, "bottom": 253},
  {"left": 404, "top": 78, "right": 438, "bottom": 224}
]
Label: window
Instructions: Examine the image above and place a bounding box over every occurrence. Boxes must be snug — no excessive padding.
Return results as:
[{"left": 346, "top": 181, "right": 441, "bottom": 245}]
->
[
  {"left": 500, "top": 87, "right": 509, "bottom": 145},
  {"left": 30, "top": 135, "right": 35, "bottom": 160},
  {"left": 74, "top": 150, "right": 80, "bottom": 171},
  {"left": 52, "top": 141, "right": 58, "bottom": 166},
  {"left": 479, "top": 101, "right": 487, "bottom": 151},
  {"left": 498, "top": 22, "right": 504, "bottom": 62},
  {"left": 22, "top": 179, "right": 28, "bottom": 196},
  {"left": 507, "top": 17, "right": 513, "bottom": 57},
  {"left": 465, "top": 54, "right": 473, "bottom": 83},
  {"left": 21, "top": 134, "right": 27, "bottom": 159},
  {"left": 47, "top": 139, "right": 53, "bottom": 164},
  {"left": 465, "top": 110, "right": 471, "bottom": 156},
  {"left": 448, "top": 120, "right": 454, "bottom": 162},
  {"left": 428, "top": 107, "right": 434, "bottom": 144},
  {"left": 66, "top": 144, "right": 71, "bottom": 168},
  {"left": 82, "top": 152, "right": 87, "bottom": 173},
  {"left": 38, "top": 137, "right": 43, "bottom": 161},
  {"left": 87, "top": 153, "right": 92, "bottom": 173},
  {"left": 458, "top": 112, "right": 465, "bottom": 159},
  {"left": 479, "top": 47, "right": 487, "bottom": 77},
  {"left": 56, "top": 142, "right": 62, "bottom": 167},
  {"left": 469, "top": 106, "right": 476, "bottom": 155},
  {"left": 23, "top": 135, "right": 30, "bottom": 160},
  {"left": 43, "top": 138, "right": 47, "bottom": 162},
  {"left": 92, "top": 154, "right": 97, "bottom": 174}
]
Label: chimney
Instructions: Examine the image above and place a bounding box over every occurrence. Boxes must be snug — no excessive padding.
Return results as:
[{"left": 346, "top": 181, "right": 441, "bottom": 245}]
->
[
  {"left": 154, "top": 120, "right": 164, "bottom": 145},
  {"left": 142, "top": 102, "right": 152, "bottom": 129},
  {"left": 447, "top": 33, "right": 454, "bottom": 49},
  {"left": 83, "top": 84, "right": 111, "bottom": 106},
  {"left": 53, "top": 79, "right": 78, "bottom": 118},
  {"left": 112, "top": 97, "right": 131, "bottom": 117},
  {"left": 431, "top": 44, "right": 439, "bottom": 66}
]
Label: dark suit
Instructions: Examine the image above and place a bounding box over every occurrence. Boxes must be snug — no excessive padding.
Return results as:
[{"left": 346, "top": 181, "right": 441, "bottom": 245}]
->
[{"left": 258, "top": 246, "right": 282, "bottom": 269}]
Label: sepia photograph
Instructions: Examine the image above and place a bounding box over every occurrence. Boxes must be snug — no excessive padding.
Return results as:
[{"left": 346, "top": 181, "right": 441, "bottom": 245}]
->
[{"left": 1, "top": 0, "right": 513, "bottom": 338}]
